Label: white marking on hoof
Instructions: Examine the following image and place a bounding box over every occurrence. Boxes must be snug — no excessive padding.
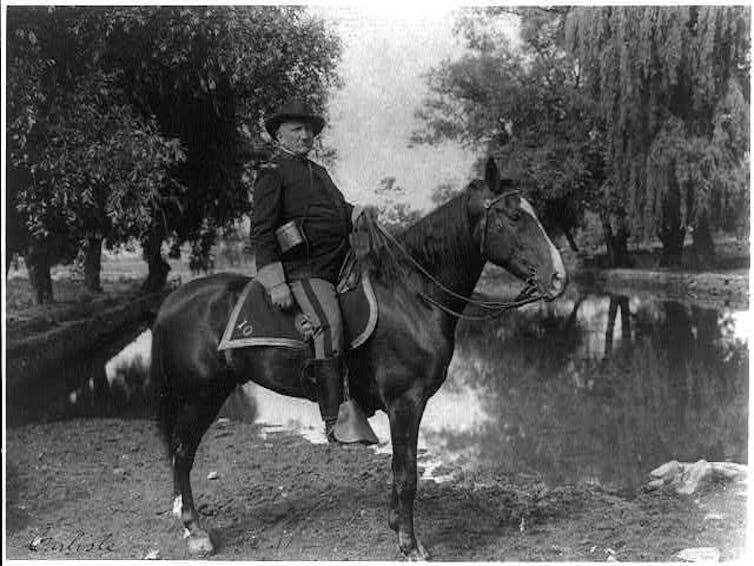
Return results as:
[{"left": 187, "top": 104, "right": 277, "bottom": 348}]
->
[
  {"left": 187, "top": 534, "right": 214, "bottom": 556},
  {"left": 173, "top": 495, "right": 183, "bottom": 518},
  {"left": 183, "top": 527, "right": 191, "bottom": 539}
]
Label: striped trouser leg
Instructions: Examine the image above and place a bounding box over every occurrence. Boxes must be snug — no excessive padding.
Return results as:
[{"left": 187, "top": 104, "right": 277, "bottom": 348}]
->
[{"left": 290, "top": 278, "right": 343, "bottom": 359}]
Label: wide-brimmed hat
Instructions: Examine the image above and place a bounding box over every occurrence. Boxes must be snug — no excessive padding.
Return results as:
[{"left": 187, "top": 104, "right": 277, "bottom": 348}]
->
[{"left": 264, "top": 100, "right": 325, "bottom": 138}]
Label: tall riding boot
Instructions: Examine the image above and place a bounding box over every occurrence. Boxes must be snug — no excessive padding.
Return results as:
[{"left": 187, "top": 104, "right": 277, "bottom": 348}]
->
[
  {"left": 312, "top": 356, "right": 378, "bottom": 445},
  {"left": 312, "top": 356, "right": 344, "bottom": 442}
]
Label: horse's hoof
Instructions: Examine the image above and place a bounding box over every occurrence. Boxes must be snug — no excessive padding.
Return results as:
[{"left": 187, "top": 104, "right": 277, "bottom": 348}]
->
[{"left": 187, "top": 533, "right": 214, "bottom": 556}]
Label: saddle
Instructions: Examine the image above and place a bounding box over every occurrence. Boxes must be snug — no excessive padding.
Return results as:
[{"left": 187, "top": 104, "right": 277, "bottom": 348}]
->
[{"left": 217, "top": 255, "right": 378, "bottom": 353}]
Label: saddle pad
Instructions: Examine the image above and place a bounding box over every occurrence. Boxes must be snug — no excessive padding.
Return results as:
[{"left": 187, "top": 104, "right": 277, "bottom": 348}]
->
[
  {"left": 218, "top": 280, "right": 309, "bottom": 351},
  {"left": 218, "top": 274, "right": 378, "bottom": 352}
]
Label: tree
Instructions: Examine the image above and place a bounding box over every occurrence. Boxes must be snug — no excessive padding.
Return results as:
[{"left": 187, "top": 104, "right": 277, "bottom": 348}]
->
[
  {"left": 102, "top": 6, "right": 342, "bottom": 289},
  {"left": 430, "top": 182, "right": 461, "bottom": 207},
  {"left": 412, "top": 7, "right": 606, "bottom": 256},
  {"left": 6, "top": 6, "right": 342, "bottom": 298},
  {"left": 565, "top": 6, "right": 750, "bottom": 266},
  {"left": 374, "top": 177, "right": 423, "bottom": 234},
  {"left": 6, "top": 7, "right": 186, "bottom": 301}
]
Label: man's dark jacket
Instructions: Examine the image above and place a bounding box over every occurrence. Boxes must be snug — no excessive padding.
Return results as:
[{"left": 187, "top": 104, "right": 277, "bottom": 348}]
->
[{"left": 251, "top": 153, "right": 354, "bottom": 284}]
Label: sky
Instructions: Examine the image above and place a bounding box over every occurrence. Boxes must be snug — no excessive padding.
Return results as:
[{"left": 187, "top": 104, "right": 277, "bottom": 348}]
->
[{"left": 310, "top": 3, "right": 483, "bottom": 212}]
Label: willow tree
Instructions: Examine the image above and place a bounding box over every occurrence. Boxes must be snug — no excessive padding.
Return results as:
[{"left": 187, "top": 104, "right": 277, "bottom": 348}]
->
[{"left": 565, "top": 6, "right": 750, "bottom": 266}]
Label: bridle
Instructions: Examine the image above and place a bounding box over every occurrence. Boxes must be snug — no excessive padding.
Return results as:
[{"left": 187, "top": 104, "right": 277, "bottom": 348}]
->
[{"left": 371, "top": 188, "right": 549, "bottom": 320}]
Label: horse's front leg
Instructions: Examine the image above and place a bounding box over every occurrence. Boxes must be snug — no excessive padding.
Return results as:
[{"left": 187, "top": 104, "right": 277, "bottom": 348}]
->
[{"left": 387, "top": 395, "right": 429, "bottom": 560}]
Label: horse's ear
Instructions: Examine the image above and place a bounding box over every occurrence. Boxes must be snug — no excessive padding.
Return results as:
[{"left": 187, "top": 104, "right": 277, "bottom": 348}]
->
[{"left": 485, "top": 157, "right": 500, "bottom": 193}]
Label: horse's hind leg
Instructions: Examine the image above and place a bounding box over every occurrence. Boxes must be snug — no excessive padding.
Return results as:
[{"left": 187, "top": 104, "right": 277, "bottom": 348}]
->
[
  {"left": 387, "top": 395, "right": 430, "bottom": 560},
  {"left": 170, "top": 380, "right": 235, "bottom": 556}
]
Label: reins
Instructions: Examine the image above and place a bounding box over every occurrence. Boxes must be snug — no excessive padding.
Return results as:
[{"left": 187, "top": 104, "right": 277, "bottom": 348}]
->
[{"left": 371, "top": 216, "right": 547, "bottom": 320}]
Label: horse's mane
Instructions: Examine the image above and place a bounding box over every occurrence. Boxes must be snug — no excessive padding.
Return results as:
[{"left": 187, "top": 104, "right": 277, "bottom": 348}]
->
[
  {"left": 360, "top": 188, "right": 477, "bottom": 288},
  {"left": 399, "top": 190, "right": 474, "bottom": 266}
]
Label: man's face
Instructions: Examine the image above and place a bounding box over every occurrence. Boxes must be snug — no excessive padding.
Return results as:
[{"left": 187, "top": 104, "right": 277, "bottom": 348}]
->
[{"left": 276, "top": 120, "right": 314, "bottom": 156}]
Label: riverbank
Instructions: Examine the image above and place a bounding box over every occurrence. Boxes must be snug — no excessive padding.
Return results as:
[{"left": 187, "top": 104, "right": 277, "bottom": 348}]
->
[
  {"left": 4, "top": 418, "right": 747, "bottom": 561},
  {"left": 4, "top": 284, "right": 170, "bottom": 390},
  {"left": 573, "top": 267, "right": 749, "bottom": 309},
  {"left": 4, "top": 250, "right": 249, "bottom": 388}
]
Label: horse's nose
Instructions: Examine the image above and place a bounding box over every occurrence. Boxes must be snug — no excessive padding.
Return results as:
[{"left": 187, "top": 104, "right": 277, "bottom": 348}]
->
[{"left": 548, "top": 270, "right": 567, "bottom": 298}]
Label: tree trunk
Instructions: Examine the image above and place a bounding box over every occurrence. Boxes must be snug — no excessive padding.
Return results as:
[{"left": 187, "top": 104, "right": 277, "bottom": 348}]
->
[
  {"left": 141, "top": 223, "right": 170, "bottom": 293},
  {"left": 659, "top": 177, "right": 685, "bottom": 267},
  {"left": 26, "top": 242, "right": 53, "bottom": 304},
  {"left": 602, "top": 216, "right": 630, "bottom": 267},
  {"left": 659, "top": 225, "right": 685, "bottom": 267},
  {"left": 690, "top": 213, "right": 715, "bottom": 268},
  {"left": 83, "top": 236, "right": 104, "bottom": 293}
]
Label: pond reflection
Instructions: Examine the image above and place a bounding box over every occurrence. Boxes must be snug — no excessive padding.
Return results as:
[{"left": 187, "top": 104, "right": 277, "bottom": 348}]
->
[
  {"left": 6, "top": 292, "right": 748, "bottom": 494},
  {"left": 7, "top": 327, "right": 156, "bottom": 426},
  {"left": 442, "top": 294, "right": 748, "bottom": 493}
]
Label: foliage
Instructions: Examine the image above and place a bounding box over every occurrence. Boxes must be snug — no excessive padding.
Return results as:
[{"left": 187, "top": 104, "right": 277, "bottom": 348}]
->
[
  {"left": 6, "top": 8, "right": 186, "bottom": 258},
  {"left": 102, "top": 5, "right": 342, "bottom": 256},
  {"left": 415, "top": 6, "right": 750, "bottom": 264},
  {"left": 564, "top": 6, "right": 750, "bottom": 241},
  {"left": 430, "top": 182, "right": 461, "bottom": 207},
  {"left": 6, "top": 5, "right": 342, "bottom": 281},
  {"left": 374, "top": 177, "right": 423, "bottom": 234},
  {"left": 412, "top": 7, "right": 604, "bottom": 247}
]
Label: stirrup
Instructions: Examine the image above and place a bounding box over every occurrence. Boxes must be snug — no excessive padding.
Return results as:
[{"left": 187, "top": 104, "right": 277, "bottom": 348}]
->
[{"left": 332, "top": 400, "right": 378, "bottom": 445}]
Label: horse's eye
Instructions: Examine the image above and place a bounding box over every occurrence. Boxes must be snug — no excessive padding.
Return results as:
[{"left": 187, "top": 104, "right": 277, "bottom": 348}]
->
[{"left": 509, "top": 210, "right": 522, "bottom": 222}]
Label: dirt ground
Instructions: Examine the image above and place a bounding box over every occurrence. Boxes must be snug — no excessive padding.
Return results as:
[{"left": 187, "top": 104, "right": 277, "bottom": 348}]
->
[{"left": 4, "top": 417, "right": 748, "bottom": 561}]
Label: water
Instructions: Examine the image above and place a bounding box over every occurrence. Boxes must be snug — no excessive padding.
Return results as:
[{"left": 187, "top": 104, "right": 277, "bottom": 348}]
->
[{"left": 6, "top": 290, "right": 748, "bottom": 493}]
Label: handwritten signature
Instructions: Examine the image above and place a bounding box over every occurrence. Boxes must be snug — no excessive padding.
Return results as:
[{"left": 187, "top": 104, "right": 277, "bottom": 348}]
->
[{"left": 27, "top": 527, "right": 116, "bottom": 553}]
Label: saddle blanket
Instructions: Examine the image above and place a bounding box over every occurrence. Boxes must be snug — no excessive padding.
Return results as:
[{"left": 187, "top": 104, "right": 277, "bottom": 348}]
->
[{"left": 218, "top": 273, "right": 378, "bottom": 352}]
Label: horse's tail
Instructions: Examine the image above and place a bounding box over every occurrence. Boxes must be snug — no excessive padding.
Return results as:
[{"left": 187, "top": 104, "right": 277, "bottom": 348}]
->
[{"left": 151, "top": 319, "right": 175, "bottom": 460}]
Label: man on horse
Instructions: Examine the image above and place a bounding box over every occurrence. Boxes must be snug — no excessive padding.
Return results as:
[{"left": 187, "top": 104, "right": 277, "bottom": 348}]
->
[{"left": 251, "top": 100, "right": 376, "bottom": 444}]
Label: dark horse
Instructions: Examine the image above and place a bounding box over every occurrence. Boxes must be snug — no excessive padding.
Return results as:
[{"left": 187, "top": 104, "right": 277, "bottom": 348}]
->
[{"left": 152, "top": 158, "right": 567, "bottom": 559}]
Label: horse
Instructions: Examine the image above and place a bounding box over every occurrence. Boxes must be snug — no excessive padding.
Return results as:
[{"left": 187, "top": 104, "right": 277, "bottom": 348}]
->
[{"left": 151, "top": 157, "right": 567, "bottom": 559}]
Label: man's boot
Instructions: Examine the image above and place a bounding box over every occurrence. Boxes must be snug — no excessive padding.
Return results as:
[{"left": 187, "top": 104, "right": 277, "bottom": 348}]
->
[
  {"left": 312, "top": 356, "right": 343, "bottom": 442},
  {"left": 312, "top": 356, "right": 378, "bottom": 445}
]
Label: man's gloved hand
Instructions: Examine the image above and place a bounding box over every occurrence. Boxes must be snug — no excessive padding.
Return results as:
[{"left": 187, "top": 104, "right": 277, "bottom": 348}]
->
[
  {"left": 270, "top": 282, "right": 294, "bottom": 310},
  {"left": 257, "top": 261, "right": 294, "bottom": 310}
]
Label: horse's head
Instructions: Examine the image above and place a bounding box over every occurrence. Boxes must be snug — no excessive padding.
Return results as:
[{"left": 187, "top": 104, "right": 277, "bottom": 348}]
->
[{"left": 469, "top": 157, "right": 567, "bottom": 301}]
